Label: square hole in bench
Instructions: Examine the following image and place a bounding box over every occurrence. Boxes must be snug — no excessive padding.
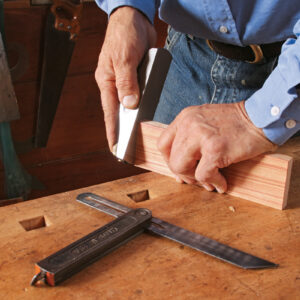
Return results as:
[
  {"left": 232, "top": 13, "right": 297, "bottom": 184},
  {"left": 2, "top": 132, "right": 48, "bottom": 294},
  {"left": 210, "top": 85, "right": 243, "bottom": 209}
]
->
[
  {"left": 19, "top": 216, "right": 47, "bottom": 231},
  {"left": 127, "top": 190, "right": 150, "bottom": 202}
]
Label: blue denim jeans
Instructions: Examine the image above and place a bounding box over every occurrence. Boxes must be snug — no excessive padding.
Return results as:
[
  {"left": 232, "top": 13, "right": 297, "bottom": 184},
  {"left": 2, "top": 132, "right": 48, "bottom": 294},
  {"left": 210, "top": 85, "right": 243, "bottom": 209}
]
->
[{"left": 153, "top": 28, "right": 278, "bottom": 124}]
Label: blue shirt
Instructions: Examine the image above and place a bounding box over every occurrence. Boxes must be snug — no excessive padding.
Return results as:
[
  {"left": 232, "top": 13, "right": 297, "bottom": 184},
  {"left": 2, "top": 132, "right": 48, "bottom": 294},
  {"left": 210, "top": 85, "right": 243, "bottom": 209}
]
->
[{"left": 96, "top": 0, "right": 300, "bottom": 145}]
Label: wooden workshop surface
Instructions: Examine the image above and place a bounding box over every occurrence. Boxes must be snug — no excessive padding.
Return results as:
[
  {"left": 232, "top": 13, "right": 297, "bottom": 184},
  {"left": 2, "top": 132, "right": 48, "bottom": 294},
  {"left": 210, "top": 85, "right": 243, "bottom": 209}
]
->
[{"left": 0, "top": 169, "right": 300, "bottom": 300}]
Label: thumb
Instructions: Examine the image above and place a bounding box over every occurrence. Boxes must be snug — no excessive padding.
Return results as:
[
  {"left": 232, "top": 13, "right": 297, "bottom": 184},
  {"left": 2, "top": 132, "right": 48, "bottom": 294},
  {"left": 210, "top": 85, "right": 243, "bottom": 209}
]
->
[{"left": 115, "top": 63, "right": 140, "bottom": 109}]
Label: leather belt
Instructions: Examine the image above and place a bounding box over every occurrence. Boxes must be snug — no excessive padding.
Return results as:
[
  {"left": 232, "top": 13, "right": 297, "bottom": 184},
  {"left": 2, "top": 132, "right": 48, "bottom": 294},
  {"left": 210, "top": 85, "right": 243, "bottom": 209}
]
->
[{"left": 206, "top": 40, "right": 284, "bottom": 64}]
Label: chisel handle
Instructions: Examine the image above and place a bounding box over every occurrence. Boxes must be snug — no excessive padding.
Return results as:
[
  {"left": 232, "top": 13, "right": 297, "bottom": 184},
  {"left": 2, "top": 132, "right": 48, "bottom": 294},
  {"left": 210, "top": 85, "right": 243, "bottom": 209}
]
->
[{"left": 31, "top": 208, "right": 151, "bottom": 286}]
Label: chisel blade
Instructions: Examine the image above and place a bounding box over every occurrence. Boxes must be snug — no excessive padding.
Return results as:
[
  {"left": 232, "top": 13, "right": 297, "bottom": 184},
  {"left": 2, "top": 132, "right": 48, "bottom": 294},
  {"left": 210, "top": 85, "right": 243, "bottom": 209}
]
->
[
  {"left": 114, "top": 48, "right": 172, "bottom": 163},
  {"left": 77, "top": 193, "right": 278, "bottom": 269}
]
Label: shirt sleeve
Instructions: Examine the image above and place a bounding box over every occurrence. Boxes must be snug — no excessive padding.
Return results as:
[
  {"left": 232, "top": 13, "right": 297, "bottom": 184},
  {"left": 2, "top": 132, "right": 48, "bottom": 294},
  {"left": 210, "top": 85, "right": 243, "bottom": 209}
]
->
[
  {"left": 95, "top": 0, "right": 159, "bottom": 24},
  {"left": 245, "top": 19, "right": 300, "bottom": 145}
]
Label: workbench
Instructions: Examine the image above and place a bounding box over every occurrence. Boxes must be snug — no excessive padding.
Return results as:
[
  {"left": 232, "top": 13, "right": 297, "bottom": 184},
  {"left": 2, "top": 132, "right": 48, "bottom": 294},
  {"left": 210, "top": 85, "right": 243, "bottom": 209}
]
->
[{"left": 0, "top": 168, "right": 299, "bottom": 299}]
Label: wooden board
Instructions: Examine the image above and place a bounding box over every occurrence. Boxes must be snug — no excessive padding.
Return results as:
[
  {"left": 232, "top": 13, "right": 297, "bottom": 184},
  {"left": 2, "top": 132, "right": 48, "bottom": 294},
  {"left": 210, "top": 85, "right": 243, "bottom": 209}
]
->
[
  {"left": 128, "top": 121, "right": 295, "bottom": 210},
  {"left": 0, "top": 172, "right": 299, "bottom": 299}
]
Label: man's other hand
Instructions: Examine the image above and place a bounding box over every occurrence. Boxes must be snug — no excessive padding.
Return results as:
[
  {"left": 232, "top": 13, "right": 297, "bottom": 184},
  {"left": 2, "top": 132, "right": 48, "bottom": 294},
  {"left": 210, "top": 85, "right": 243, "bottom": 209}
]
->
[
  {"left": 157, "top": 101, "right": 278, "bottom": 193},
  {"left": 95, "top": 6, "right": 156, "bottom": 150}
]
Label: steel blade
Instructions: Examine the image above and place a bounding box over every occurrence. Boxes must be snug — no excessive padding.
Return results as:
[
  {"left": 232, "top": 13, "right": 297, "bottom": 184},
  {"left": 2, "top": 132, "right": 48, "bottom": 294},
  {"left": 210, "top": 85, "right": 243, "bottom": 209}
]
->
[
  {"left": 116, "top": 105, "right": 138, "bottom": 160},
  {"left": 76, "top": 193, "right": 278, "bottom": 269},
  {"left": 77, "top": 193, "right": 131, "bottom": 216},
  {"left": 77, "top": 193, "right": 130, "bottom": 217},
  {"left": 34, "top": 11, "right": 75, "bottom": 147},
  {"left": 115, "top": 48, "right": 172, "bottom": 163},
  {"left": 148, "top": 218, "right": 277, "bottom": 269}
]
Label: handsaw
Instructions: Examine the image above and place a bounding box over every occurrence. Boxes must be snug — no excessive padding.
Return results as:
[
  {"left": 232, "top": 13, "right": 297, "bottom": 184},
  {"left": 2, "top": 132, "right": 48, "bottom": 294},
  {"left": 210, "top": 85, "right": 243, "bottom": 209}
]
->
[
  {"left": 31, "top": 192, "right": 277, "bottom": 287},
  {"left": 34, "top": 0, "right": 82, "bottom": 147},
  {"left": 113, "top": 48, "right": 172, "bottom": 162}
]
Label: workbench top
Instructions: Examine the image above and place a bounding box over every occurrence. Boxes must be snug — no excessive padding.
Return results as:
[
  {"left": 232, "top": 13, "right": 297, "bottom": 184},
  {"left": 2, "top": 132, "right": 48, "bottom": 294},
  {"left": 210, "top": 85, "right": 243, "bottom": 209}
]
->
[{"left": 0, "top": 170, "right": 299, "bottom": 299}]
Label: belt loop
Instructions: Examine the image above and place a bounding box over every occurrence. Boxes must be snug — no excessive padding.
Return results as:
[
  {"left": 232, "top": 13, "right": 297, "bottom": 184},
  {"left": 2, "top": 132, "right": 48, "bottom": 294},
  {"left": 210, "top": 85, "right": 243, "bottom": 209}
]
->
[{"left": 247, "top": 45, "right": 264, "bottom": 64}]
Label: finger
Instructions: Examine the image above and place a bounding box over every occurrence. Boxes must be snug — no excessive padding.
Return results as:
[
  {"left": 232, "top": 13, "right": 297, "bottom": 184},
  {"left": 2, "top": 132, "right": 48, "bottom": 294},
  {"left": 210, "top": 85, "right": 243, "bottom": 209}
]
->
[
  {"left": 99, "top": 84, "right": 119, "bottom": 151},
  {"left": 158, "top": 124, "right": 196, "bottom": 183},
  {"left": 200, "top": 183, "right": 215, "bottom": 192},
  {"left": 95, "top": 56, "right": 120, "bottom": 150},
  {"left": 157, "top": 123, "right": 177, "bottom": 164},
  {"left": 177, "top": 168, "right": 214, "bottom": 190},
  {"left": 175, "top": 173, "right": 214, "bottom": 191},
  {"left": 195, "top": 156, "right": 227, "bottom": 193},
  {"left": 114, "top": 62, "right": 140, "bottom": 109},
  {"left": 176, "top": 174, "right": 197, "bottom": 185},
  {"left": 174, "top": 175, "right": 184, "bottom": 183},
  {"left": 168, "top": 135, "right": 201, "bottom": 176}
]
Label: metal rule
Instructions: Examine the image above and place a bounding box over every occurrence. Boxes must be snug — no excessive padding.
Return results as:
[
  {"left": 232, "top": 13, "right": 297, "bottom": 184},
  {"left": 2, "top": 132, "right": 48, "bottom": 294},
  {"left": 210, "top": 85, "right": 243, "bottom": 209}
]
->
[{"left": 77, "top": 193, "right": 278, "bottom": 270}]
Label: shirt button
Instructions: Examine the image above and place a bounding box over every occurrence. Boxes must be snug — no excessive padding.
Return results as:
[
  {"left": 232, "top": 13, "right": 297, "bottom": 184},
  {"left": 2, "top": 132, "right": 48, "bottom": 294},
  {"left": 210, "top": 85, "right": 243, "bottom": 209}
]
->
[
  {"left": 219, "top": 25, "right": 228, "bottom": 34},
  {"left": 270, "top": 106, "right": 280, "bottom": 116},
  {"left": 285, "top": 119, "right": 296, "bottom": 129}
]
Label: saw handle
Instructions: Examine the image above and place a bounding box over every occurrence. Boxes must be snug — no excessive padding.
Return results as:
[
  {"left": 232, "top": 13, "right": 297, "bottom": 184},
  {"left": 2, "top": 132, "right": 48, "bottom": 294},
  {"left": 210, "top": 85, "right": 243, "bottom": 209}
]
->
[
  {"left": 31, "top": 208, "right": 151, "bottom": 286},
  {"left": 51, "top": 0, "right": 82, "bottom": 40}
]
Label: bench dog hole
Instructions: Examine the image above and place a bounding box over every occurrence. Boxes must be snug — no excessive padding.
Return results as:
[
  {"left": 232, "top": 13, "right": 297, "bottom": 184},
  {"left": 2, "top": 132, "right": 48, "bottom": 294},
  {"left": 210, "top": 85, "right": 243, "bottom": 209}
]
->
[
  {"left": 19, "top": 216, "right": 47, "bottom": 231},
  {"left": 127, "top": 189, "right": 150, "bottom": 202}
]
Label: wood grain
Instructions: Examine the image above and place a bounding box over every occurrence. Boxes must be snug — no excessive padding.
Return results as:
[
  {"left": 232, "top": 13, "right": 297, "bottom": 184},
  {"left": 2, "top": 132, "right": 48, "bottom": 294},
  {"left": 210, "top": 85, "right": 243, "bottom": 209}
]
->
[
  {"left": 0, "top": 172, "right": 299, "bottom": 299},
  {"left": 129, "top": 121, "right": 294, "bottom": 210}
]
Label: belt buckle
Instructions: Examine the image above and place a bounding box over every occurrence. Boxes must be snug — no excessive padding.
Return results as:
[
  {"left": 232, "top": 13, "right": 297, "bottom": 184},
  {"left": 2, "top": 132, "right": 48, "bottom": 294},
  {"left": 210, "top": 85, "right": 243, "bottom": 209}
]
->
[{"left": 247, "top": 44, "right": 264, "bottom": 64}]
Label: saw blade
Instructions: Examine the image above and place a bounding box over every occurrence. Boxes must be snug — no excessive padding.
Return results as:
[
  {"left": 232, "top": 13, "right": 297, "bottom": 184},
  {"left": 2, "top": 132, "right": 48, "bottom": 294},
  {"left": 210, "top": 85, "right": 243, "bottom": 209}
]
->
[{"left": 34, "top": 0, "right": 82, "bottom": 147}]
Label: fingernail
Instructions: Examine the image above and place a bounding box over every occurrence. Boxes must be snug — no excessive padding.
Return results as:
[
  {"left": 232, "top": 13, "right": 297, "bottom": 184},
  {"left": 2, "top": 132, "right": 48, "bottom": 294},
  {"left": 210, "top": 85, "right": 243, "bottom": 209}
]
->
[
  {"left": 216, "top": 187, "right": 225, "bottom": 194},
  {"left": 122, "top": 95, "right": 138, "bottom": 108},
  {"left": 175, "top": 175, "right": 183, "bottom": 183},
  {"left": 203, "top": 184, "right": 214, "bottom": 191},
  {"left": 111, "top": 143, "right": 118, "bottom": 155}
]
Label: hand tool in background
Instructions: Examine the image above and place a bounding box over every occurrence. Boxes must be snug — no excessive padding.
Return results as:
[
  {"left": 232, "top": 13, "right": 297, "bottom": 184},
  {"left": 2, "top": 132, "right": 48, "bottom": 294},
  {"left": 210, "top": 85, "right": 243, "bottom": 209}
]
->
[
  {"left": 34, "top": 0, "right": 82, "bottom": 148},
  {"left": 114, "top": 48, "right": 172, "bottom": 162},
  {"left": 31, "top": 192, "right": 277, "bottom": 286},
  {"left": 0, "top": 1, "right": 41, "bottom": 200}
]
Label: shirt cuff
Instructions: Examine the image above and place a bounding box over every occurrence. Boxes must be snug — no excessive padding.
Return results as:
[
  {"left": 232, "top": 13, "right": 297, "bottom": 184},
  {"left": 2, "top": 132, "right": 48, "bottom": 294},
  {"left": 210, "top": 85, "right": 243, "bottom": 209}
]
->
[
  {"left": 245, "top": 19, "right": 300, "bottom": 145},
  {"left": 245, "top": 85, "right": 300, "bottom": 145},
  {"left": 262, "top": 97, "right": 300, "bottom": 145},
  {"left": 95, "top": 0, "right": 157, "bottom": 24}
]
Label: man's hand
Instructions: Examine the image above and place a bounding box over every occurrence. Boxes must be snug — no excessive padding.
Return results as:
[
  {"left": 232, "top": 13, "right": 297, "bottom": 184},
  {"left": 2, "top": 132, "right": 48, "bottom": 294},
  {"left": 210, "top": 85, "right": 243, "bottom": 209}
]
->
[
  {"left": 95, "top": 7, "right": 156, "bottom": 150},
  {"left": 157, "top": 101, "right": 278, "bottom": 193}
]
